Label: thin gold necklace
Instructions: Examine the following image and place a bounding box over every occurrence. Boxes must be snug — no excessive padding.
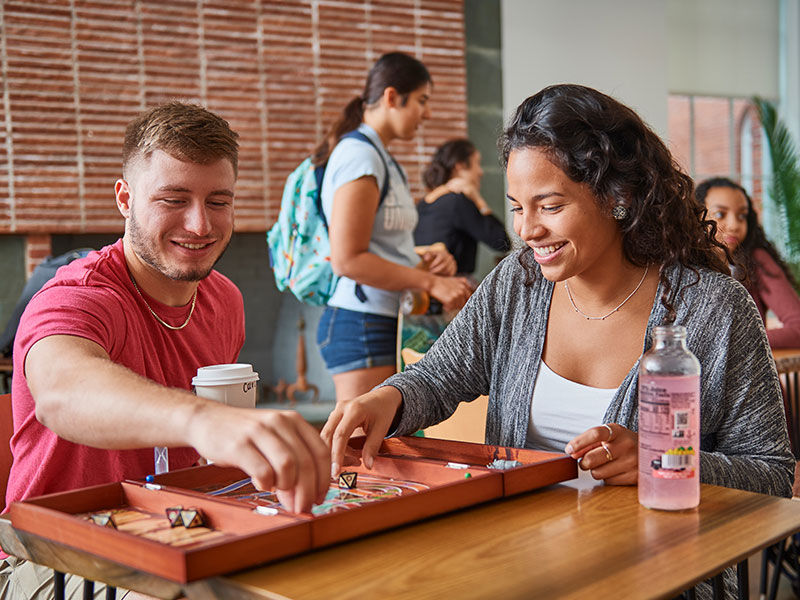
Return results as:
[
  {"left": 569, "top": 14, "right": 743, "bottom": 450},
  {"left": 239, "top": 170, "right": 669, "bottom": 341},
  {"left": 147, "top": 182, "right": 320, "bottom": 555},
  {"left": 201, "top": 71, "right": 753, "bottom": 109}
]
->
[
  {"left": 564, "top": 265, "right": 649, "bottom": 321},
  {"left": 130, "top": 276, "right": 197, "bottom": 330}
]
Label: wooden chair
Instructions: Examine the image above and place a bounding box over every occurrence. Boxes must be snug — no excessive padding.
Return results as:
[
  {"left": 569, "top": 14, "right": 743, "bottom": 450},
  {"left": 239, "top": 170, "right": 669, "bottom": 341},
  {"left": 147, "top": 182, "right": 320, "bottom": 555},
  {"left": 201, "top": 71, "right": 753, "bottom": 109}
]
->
[
  {"left": 0, "top": 358, "right": 12, "bottom": 395},
  {"left": 0, "top": 392, "right": 117, "bottom": 599},
  {"left": 760, "top": 349, "right": 800, "bottom": 599},
  {"left": 0, "top": 393, "right": 12, "bottom": 512}
]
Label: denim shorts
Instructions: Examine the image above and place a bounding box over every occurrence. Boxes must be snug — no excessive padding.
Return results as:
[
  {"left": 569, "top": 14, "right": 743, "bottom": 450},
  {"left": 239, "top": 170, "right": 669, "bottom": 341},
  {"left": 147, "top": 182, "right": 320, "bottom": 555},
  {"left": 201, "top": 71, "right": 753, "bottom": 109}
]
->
[{"left": 317, "top": 306, "right": 397, "bottom": 374}]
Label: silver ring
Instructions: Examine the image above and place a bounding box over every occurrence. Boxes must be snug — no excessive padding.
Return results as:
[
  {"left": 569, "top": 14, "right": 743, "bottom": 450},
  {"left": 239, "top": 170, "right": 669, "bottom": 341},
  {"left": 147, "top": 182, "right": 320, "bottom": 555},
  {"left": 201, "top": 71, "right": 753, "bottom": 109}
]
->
[
  {"left": 602, "top": 424, "right": 614, "bottom": 442},
  {"left": 601, "top": 441, "right": 613, "bottom": 462}
]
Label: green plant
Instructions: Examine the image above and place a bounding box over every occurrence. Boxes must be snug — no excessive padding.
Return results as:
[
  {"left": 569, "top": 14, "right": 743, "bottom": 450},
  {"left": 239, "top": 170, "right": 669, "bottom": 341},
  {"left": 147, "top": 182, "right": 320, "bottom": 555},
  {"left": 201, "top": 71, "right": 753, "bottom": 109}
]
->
[{"left": 754, "top": 97, "right": 800, "bottom": 266}]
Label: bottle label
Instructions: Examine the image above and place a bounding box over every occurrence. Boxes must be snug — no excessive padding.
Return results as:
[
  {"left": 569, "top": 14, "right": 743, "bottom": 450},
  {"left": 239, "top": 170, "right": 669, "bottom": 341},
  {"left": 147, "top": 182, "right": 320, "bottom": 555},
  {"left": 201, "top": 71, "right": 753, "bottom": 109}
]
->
[{"left": 639, "top": 375, "right": 699, "bottom": 480}]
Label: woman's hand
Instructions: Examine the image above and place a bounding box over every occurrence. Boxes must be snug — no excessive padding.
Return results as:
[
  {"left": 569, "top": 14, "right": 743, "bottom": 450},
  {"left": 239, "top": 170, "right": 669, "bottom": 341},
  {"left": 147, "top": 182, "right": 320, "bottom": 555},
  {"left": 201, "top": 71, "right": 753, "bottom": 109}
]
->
[
  {"left": 420, "top": 246, "right": 457, "bottom": 276},
  {"left": 428, "top": 275, "right": 472, "bottom": 311},
  {"left": 564, "top": 423, "right": 638, "bottom": 485},
  {"left": 321, "top": 387, "right": 404, "bottom": 477}
]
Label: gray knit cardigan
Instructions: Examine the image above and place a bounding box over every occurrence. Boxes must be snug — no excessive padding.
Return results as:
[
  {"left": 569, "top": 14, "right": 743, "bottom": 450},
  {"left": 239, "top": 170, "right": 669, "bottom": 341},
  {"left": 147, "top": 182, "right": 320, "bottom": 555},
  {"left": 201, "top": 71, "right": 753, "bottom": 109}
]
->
[{"left": 385, "top": 250, "right": 794, "bottom": 498}]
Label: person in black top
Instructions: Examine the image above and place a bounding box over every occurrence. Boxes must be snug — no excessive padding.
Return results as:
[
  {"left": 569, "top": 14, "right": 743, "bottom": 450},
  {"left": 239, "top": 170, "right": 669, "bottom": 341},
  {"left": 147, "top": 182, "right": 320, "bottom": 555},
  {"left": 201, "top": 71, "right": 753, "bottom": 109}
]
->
[{"left": 415, "top": 138, "right": 510, "bottom": 275}]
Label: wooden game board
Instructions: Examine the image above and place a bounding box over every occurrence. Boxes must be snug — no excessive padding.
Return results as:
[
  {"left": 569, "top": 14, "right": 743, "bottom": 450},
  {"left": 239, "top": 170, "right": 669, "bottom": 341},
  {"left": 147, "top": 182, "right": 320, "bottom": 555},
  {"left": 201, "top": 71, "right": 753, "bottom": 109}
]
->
[{"left": 9, "top": 436, "right": 576, "bottom": 583}]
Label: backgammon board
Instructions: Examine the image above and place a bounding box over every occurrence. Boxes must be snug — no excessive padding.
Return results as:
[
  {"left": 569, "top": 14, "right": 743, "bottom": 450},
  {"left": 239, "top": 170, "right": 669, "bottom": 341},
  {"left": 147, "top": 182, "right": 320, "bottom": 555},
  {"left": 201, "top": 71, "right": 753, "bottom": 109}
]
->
[{"left": 9, "top": 436, "right": 576, "bottom": 583}]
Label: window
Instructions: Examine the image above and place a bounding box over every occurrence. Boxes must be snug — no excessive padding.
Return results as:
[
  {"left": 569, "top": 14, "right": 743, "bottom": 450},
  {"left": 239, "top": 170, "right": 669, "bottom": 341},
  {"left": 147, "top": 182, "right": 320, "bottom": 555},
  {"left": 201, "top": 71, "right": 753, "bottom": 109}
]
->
[{"left": 667, "top": 94, "right": 770, "bottom": 212}]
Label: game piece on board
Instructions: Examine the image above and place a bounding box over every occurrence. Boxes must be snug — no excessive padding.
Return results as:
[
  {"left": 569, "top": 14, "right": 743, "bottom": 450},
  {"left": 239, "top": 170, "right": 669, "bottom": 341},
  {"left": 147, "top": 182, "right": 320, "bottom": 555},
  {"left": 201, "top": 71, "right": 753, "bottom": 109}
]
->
[
  {"left": 338, "top": 471, "right": 358, "bottom": 489},
  {"left": 446, "top": 462, "right": 469, "bottom": 469},
  {"left": 90, "top": 512, "right": 116, "bottom": 528},
  {"left": 465, "top": 472, "right": 472, "bottom": 479},
  {"left": 486, "top": 459, "right": 522, "bottom": 470},
  {"left": 165, "top": 506, "right": 183, "bottom": 527},
  {"left": 254, "top": 506, "right": 279, "bottom": 516},
  {"left": 180, "top": 509, "right": 204, "bottom": 528}
]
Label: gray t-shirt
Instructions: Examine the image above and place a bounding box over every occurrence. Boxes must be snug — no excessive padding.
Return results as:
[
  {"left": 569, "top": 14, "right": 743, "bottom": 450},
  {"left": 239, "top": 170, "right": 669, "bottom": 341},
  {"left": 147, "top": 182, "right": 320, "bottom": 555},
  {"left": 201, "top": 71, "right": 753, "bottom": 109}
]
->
[{"left": 321, "top": 123, "right": 419, "bottom": 317}]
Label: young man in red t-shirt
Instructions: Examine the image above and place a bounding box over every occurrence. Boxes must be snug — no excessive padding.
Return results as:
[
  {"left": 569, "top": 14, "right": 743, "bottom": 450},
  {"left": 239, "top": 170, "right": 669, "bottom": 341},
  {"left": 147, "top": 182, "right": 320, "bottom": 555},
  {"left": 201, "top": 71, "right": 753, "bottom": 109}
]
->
[{"left": 1, "top": 102, "right": 330, "bottom": 598}]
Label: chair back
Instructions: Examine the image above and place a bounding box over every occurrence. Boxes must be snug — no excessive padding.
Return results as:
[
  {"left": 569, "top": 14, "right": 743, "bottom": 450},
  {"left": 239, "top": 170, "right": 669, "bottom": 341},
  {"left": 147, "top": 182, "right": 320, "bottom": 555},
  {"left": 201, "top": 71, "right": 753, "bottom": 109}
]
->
[{"left": 0, "top": 393, "right": 12, "bottom": 512}]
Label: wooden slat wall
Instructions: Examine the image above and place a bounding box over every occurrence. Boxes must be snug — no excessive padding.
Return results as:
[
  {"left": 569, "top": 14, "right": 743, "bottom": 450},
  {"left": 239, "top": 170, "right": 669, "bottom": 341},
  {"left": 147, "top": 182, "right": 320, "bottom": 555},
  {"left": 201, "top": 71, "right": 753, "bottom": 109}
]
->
[{"left": 0, "top": 0, "right": 467, "bottom": 234}]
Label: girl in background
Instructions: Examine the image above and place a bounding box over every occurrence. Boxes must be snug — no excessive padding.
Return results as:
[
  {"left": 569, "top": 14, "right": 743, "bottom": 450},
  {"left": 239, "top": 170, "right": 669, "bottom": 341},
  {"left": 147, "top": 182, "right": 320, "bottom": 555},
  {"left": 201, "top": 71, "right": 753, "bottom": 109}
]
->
[
  {"left": 696, "top": 177, "right": 800, "bottom": 348},
  {"left": 314, "top": 52, "right": 472, "bottom": 402},
  {"left": 415, "top": 138, "right": 510, "bottom": 276}
]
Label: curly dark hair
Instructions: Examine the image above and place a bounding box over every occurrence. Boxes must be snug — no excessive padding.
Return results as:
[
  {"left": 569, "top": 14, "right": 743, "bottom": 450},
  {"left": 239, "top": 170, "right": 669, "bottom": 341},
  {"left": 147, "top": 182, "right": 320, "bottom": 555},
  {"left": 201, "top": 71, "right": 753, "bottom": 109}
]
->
[
  {"left": 498, "top": 84, "right": 730, "bottom": 321},
  {"left": 696, "top": 177, "right": 796, "bottom": 291}
]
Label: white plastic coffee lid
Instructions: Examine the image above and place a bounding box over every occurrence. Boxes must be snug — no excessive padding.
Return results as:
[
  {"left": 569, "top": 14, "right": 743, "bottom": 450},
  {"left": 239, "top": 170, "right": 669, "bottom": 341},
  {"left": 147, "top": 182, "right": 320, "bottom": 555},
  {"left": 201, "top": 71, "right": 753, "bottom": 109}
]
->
[{"left": 192, "top": 363, "right": 259, "bottom": 386}]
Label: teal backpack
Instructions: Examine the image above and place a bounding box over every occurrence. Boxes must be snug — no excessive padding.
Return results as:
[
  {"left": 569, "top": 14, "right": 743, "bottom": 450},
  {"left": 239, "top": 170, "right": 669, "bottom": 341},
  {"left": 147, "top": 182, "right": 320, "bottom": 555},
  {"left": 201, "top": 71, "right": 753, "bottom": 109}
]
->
[{"left": 267, "top": 131, "right": 394, "bottom": 305}]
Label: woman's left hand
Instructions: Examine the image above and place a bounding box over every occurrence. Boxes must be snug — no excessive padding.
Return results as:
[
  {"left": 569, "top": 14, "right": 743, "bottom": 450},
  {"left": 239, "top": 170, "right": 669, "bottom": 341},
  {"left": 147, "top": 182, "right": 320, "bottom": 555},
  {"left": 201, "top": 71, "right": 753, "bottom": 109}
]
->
[{"left": 564, "top": 423, "right": 638, "bottom": 485}]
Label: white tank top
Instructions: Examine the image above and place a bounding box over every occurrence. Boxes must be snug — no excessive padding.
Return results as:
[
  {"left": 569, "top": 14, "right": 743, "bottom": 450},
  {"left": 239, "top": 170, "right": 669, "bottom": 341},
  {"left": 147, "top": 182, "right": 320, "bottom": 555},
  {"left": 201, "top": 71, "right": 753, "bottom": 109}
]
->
[{"left": 525, "top": 360, "right": 616, "bottom": 452}]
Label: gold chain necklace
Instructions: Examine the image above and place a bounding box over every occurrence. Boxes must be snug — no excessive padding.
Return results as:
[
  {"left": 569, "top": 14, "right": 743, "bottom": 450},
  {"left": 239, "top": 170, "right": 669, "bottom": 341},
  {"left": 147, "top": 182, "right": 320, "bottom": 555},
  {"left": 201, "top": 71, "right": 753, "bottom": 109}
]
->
[
  {"left": 130, "top": 276, "right": 197, "bottom": 330},
  {"left": 564, "top": 265, "right": 649, "bottom": 321}
]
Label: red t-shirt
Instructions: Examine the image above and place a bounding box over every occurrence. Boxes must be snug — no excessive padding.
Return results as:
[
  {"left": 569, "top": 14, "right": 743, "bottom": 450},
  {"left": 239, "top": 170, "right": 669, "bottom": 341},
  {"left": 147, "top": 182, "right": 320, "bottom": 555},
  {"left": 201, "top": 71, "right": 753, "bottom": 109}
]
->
[{"left": 5, "top": 239, "right": 245, "bottom": 510}]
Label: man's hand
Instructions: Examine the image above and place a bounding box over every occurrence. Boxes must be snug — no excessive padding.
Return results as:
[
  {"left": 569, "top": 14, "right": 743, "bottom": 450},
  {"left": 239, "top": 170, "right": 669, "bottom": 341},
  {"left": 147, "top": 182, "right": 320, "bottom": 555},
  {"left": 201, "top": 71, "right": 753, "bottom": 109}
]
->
[
  {"left": 187, "top": 404, "right": 330, "bottom": 513},
  {"left": 26, "top": 335, "right": 331, "bottom": 514}
]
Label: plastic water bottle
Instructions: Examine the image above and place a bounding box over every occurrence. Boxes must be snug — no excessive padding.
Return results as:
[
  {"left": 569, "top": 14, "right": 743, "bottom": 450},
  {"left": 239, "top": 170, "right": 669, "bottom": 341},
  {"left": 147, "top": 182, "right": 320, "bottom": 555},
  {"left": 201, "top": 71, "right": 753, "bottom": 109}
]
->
[{"left": 638, "top": 325, "right": 701, "bottom": 510}]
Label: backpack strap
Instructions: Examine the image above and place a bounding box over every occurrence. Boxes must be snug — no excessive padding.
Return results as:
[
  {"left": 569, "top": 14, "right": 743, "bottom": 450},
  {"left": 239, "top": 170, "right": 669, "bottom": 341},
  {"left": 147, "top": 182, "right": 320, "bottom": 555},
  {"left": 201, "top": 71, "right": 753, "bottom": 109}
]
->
[
  {"left": 339, "top": 130, "right": 406, "bottom": 205},
  {"left": 337, "top": 129, "right": 406, "bottom": 304},
  {"left": 313, "top": 164, "right": 329, "bottom": 229}
]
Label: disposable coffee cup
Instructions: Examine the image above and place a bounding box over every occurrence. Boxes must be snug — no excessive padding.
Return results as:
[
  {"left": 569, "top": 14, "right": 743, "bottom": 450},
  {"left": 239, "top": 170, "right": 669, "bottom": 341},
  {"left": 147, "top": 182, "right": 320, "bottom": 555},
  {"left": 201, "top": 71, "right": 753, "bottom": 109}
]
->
[{"left": 192, "top": 363, "right": 259, "bottom": 408}]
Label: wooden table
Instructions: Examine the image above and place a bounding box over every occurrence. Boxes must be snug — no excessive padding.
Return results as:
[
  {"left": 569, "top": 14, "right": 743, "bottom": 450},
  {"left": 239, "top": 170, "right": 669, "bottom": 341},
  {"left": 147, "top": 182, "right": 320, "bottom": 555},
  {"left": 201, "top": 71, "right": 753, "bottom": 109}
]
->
[{"left": 4, "top": 480, "right": 800, "bottom": 600}]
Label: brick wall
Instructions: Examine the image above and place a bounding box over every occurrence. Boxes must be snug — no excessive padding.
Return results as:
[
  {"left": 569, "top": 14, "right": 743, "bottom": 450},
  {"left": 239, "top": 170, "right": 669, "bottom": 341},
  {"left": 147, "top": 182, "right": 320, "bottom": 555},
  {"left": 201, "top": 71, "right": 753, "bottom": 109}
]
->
[
  {"left": 0, "top": 0, "right": 467, "bottom": 242},
  {"left": 667, "top": 94, "right": 763, "bottom": 209}
]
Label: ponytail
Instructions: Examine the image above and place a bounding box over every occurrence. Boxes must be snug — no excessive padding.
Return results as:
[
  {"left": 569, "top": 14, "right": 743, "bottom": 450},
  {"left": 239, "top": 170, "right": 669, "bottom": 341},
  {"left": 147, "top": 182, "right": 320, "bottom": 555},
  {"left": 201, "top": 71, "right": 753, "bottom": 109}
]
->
[
  {"left": 423, "top": 162, "right": 449, "bottom": 189},
  {"left": 312, "top": 52, "right": 432, "bottom": 167},
  {"left": 313, "top": 96, "right": 364, "bottom": 166}
]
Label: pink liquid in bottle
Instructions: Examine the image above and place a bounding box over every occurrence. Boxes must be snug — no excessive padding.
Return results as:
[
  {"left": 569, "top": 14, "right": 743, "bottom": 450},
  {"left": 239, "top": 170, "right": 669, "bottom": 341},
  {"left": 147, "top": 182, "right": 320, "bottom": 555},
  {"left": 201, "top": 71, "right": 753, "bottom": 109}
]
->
[{"left": 638, "top": 326, "right": 700, "bottom": 510}]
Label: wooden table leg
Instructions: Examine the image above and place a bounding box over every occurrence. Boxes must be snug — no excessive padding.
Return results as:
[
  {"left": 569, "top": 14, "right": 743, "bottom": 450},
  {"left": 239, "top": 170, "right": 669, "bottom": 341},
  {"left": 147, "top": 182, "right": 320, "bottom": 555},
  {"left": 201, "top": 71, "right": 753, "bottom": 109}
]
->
[{"left": 736, "top": 559, "right": 749, "bottom": 600}]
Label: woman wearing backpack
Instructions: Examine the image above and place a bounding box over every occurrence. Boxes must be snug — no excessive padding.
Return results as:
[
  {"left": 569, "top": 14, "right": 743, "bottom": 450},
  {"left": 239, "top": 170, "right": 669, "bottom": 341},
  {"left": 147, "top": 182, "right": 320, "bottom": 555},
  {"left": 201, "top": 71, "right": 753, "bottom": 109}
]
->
[{"left": 314, "top": 52, "right": 473, "bottom": 402}]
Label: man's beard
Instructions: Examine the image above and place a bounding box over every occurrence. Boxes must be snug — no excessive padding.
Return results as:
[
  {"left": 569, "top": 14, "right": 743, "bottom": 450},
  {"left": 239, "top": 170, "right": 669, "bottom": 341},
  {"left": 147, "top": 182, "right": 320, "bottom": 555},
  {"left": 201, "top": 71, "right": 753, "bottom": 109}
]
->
[{"left": 128, "top": 213, "right": 231, "bottom": 282}]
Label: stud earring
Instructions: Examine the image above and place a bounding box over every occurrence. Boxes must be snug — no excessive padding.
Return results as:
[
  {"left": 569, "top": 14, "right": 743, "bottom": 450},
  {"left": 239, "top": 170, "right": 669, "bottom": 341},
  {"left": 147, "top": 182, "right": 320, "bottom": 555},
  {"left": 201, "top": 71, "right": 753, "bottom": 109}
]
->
[{"left": 612, "top": 205, "right": 628, "bottom": 221}]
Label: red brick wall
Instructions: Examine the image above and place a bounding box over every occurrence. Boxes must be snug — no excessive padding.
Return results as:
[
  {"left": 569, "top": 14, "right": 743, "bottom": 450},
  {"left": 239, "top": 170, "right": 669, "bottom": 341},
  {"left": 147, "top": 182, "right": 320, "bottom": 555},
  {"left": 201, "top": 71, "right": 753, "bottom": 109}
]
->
[
  {"left": 667, "top": 94, "right": 763, "bottom": 209},
  {"left": 0, "top": 0, "right": 467, "bottom": 237},
  {"left": 24, "top": 233, "right": 51, "bottom": 278}
]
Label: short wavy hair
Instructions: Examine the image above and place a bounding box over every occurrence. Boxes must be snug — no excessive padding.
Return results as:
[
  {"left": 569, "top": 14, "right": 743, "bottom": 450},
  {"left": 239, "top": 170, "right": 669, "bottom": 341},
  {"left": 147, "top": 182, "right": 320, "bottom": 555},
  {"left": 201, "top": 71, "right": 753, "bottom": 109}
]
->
[
  {"left": 499, "top": 84, "right": 729, "bottom": 319},
  {"left": 122, "top": 101, "right": 239, "bottom": 178}
]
